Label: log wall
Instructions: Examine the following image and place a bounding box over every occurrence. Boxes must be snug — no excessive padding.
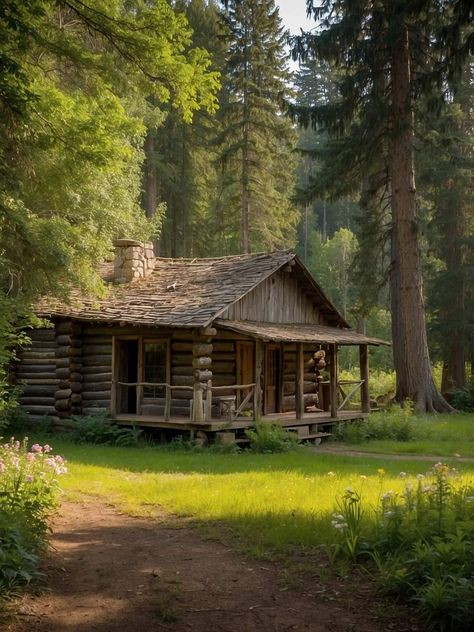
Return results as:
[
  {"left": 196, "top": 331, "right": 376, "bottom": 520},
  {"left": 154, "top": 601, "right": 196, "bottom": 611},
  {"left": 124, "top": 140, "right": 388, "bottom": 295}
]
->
[
  {"left": 81, "top": 326, "right": 113, "bottom": 415},
  {"left": 17, "top": 328, "right": 58, "bottom": 421}
]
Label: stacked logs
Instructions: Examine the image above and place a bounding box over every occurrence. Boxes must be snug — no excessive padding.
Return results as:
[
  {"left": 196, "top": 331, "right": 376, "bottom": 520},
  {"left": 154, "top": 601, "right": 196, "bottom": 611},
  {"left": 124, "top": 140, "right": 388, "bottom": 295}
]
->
[
  {"left": 17, "top": 328, "right": 58, "bottom": 421},
  {"left": 282, "top": 343, "right": 320, "bottom": 411},
  {"left": 192, "top": 328, "right": 215, "bottom": 422},
  {"left": 81, "top": 331, "right": 112, "bottom": 415},
  {"left": 54, "top": 321, "right": 83, "bottom": 419}
]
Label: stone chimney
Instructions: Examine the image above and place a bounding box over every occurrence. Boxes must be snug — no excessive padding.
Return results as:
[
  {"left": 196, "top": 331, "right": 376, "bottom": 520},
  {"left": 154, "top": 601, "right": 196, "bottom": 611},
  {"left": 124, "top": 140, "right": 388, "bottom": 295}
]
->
[{"left": 113, "top": 239, "right": 155, "bottom": 283}]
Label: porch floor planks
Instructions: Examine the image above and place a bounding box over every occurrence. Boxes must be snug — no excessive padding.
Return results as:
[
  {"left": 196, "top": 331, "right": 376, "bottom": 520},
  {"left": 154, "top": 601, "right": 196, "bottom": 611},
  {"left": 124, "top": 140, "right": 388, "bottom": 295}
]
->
[{"left": 114, "top": 410, "right": 368, "bottom": 432}]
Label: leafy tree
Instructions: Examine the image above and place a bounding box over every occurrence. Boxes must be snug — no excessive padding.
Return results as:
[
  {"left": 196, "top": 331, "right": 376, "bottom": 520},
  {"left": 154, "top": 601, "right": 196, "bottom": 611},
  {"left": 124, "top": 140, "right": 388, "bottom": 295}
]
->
[
  {"left": 217, "top": 0, "right": 298, "bottom": 253},
  {"left": 291, "top": 0, "right": 472, "bottom": 411},
  {"left": 0, "top": 0, "right": 218, "bottom": 412}
]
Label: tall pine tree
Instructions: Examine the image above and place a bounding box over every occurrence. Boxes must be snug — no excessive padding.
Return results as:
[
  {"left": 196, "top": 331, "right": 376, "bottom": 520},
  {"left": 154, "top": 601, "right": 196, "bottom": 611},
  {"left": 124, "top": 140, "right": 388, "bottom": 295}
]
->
[
  {"left": 291, "top": 0, "right": 472, "bottom": 412},
  {"left": 217, "top": 0, "right": 298, "bottom": 253}
]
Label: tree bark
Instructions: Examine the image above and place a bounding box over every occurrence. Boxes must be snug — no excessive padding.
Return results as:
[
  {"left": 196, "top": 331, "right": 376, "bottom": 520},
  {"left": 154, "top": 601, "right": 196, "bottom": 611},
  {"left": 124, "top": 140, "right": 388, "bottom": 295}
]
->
[
  {"left": 389, "top": 24, "right": 452, "bottom": 412},
  {"left": 142, "top": 129, "right": 157, "bottom": 220}
]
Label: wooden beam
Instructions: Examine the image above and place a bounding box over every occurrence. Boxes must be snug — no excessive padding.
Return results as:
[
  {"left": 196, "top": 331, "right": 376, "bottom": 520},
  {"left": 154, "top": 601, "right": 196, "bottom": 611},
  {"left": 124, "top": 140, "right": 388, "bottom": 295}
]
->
[
  {"left": 360, "top": 344, "right": 370, "bottom": 413},
  {"left": 295, "top": 342, "right": 305, "bottom": 419},
  {"left": 254, "top": 339, "right": 263, "bottom": 420},
  {"left": 329, "top": 344, "right": 338, "bottom": 418}
]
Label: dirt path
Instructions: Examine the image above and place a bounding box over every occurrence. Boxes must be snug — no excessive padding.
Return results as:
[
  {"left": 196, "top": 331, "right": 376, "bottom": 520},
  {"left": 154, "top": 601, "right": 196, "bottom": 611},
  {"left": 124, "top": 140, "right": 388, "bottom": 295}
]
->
[
  {"left": 6, "top": 500, "right": 419, "bottom": 632},
  {"left": 313, "top": 445, "right": 474, "bottom": 462}
]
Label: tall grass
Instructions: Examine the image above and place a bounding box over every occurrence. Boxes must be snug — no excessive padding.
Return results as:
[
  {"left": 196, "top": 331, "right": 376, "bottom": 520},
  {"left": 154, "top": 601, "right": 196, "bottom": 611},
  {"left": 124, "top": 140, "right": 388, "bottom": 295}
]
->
[{"left": 337, "top": 411, "right": 474, "bottom": 457}]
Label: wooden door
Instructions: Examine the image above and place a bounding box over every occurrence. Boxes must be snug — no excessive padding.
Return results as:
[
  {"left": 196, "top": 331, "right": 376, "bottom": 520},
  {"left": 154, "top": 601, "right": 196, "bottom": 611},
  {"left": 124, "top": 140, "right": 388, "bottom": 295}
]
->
[
  {"left": 115, "top": 338, "right": 139, "bottom": 414},
  {"left": 264, "top": 345, "right": 281, "bottom": 414},
  {"left": 236, "top": 342, "right": 254, "bottom": 406}
]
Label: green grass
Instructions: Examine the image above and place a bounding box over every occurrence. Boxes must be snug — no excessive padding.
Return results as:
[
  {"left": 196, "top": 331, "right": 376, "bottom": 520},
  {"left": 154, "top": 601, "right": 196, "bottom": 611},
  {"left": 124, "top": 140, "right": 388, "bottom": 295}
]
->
[
  {"left": 43, "top": 436, "right": 474, "bottom": 557},
  {"left": 339, "top": 413, "right": 474, "bottom": 457}
]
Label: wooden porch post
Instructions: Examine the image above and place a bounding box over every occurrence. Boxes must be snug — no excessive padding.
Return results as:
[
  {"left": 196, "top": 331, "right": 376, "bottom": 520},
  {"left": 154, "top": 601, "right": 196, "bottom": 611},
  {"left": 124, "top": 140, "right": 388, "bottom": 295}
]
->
[
  {"left": 254, "top": 338, "right": 263, "bottom": 420},
  {"left": 296, "top": 342, "right": 305, "bottom": 419},
  {"left": 329, "top": 344, "right": 338, "bottom": 419},
  {"left": 192, "top": 328, "right": 215, "bottom": 422},
  {"left": 360, "top": 344, "right": 370, "bottom": 413}
]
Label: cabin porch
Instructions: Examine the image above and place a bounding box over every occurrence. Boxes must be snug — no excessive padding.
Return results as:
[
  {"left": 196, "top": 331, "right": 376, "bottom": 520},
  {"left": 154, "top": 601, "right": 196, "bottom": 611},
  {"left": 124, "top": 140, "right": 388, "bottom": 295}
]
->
[{"left": 114, "top": 410, "right": 370, "bottom": 443}]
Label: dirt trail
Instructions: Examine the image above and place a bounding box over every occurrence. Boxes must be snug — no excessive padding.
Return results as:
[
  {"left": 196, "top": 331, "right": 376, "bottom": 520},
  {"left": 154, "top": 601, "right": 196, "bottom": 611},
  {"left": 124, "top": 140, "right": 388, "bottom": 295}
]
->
[
  {"left": 7, "top": 500, "right": 419, "bottom": 632},
  {"left": 313, "top": 445, "right": 474, "bottom": 462}
]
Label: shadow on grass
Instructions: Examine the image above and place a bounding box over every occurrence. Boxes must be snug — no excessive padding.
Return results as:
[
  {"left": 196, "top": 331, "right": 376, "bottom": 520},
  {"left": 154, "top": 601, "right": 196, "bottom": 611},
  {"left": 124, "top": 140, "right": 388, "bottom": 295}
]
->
[{"left": 39, "top": 434, "right": 460, "bottom": 477}]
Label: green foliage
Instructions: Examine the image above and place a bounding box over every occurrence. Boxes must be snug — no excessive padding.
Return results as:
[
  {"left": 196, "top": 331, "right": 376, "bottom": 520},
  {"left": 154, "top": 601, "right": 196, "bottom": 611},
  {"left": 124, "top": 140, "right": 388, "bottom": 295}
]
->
[
  {"left": 0, "top": 438, "right": 66, "bottom": 596},
  {"left": 452, "top": 385, "right": 474, "bottom": 413},
  {"left": 70, "top": 414, "right": 143, "bottom": 447},
  {"left": 245, "top": 422, "right": 300, "bottom": 453},
  {"left": 331, "top": 463, "right": 474, "bottom": 631},
  {"left": 336, "top": 404, "right": 417, "bottom": 444},
  {"left": 216, "top": 0, "right": 298, "bottom": 252}
]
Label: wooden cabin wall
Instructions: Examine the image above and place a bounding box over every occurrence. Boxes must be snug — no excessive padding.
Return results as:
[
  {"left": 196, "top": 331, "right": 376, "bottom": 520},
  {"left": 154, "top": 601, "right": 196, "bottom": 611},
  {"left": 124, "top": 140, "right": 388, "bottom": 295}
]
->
[
  {"left": 219, "top": 269, "right": 329, "bottom": 325},
  {"left": 17, "top": 328, "right": 58, "bottom": 421},
  {"left": 281, "top": 343, "right": 320, "bottom": 412},
  {"left": 81, "top": 326, "right": 113, "bottom": 415}
]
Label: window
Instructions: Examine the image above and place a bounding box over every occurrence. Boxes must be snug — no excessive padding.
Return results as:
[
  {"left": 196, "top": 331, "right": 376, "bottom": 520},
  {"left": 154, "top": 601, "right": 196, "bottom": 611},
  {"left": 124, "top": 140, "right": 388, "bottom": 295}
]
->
[{"left": 143, "top": 340, "right": 169, "bottom": 399}]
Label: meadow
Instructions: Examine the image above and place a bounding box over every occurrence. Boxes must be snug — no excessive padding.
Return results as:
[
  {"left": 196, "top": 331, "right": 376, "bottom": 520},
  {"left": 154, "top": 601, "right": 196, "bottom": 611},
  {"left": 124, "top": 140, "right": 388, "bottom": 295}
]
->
[
  {"left": 46, "top": 436, "right": 474, "bottom": 557},
  {"left": 337, "top": 412, "right": 474, "bottom": 457}
]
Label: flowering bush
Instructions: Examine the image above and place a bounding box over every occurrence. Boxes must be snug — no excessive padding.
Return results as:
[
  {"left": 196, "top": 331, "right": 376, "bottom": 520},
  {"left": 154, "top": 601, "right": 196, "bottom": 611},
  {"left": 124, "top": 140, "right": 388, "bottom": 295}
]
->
[
  {"left": 0, "top": 437, "right": 66, "bottom": 595},
  {"left": 330, "top": 464, "right": 474, "bottom": 631}
]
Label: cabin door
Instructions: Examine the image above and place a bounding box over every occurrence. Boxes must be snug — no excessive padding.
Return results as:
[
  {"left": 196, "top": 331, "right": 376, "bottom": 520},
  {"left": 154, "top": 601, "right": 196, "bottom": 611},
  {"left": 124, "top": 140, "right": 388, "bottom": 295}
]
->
[
  {"left": 116, "top": 338, "right": 139, "bottom": 414},
  {"left": 264, "top": 344, "right": 281, "bottom": 414},
  {"left": 236, "top": 342, "right": 254, "bottom": 406}
]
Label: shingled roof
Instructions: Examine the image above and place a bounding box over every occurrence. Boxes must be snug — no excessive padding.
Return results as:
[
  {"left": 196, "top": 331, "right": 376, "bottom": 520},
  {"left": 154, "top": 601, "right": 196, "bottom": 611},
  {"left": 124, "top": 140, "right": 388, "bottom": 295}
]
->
[
  {"left": 216, "top": 320, "right": 388, "bottom": 346},
  {"left": 38, "top": 250, "right": 348, "bottom": 329}
]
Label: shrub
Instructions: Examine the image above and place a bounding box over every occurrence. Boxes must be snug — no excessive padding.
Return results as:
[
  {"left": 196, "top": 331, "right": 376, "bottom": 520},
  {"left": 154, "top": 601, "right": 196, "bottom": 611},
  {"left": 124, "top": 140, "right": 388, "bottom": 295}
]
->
[
  {"left": 0, "top": 438, "right": 66, "bottom": 595},
  {"left": 336, "top": 403, "right": 418, "bottom": 444},
  {"left": 70, "top": 413, "right": 143, "bottom": 447},
  {"left": 452, "top": 385, "right": 474, "bottom": 412},
  {"left": 245, "top": 422, "right": 300, "bottom": 453},
  {"left": 330, "top": 463, "right": 474, "bottom": 631}
]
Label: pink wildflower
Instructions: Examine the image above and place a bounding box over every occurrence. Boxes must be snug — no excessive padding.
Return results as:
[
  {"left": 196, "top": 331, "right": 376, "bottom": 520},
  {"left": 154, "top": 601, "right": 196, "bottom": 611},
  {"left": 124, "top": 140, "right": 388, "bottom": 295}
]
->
[
  {"left": 26, "top": 452, "right": 35, "bottom": 462},
  {"left": 43, "top": 444, "right": 52, "bottom": 453},
  {"left": 31, "top": 444, "right": 43, "bottom": 453},
  {"left": 26, "top": 475, "right": 34, "bottom": 483},
  {"left": 54, "top": 455, "right": 65, "bottom": 465},
  {"left": 45, "top": 458, "right": 55, "bottom": 468}
]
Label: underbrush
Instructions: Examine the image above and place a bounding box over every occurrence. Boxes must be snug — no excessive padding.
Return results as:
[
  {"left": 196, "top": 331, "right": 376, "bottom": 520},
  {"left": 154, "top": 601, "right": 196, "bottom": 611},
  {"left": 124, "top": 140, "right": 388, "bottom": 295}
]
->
[
  {"left": 0, "top": 438, "right": 66, "bottom": 599},
  {"left": 331, "top": 464, "right": 474, "bottom": 631},
  {"left": 245, "top": 422, "right": 300, "bottom": 453},
  {"left": 70, "top": 413, "right": 144, "bottom": 447},
  {"left": 452, "top": 384, "right": 474, "bottom": 412},
  {"left": 336, "top": 404, "right": 418, "bottom": 444}
]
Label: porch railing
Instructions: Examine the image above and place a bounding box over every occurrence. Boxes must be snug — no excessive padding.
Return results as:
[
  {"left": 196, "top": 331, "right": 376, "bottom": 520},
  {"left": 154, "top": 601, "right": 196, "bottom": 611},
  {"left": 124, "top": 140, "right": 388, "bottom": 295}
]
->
[
  {"left": 337, "top": 379, "right": 365, "bottom": 411},
  {"left": 113, "top": 380, "right": 256, "bottom": 423},
  {"left": 113, "top": 381, "right": 193, "bottom": 421},
  {"left": 203, "top": 381, "right": 256, "bottom": 422}
]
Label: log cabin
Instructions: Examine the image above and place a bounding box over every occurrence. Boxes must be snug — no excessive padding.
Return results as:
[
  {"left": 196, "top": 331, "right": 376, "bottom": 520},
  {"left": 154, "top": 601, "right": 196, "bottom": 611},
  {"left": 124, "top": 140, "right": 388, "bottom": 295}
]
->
[{"left": 15, "top": 240, "right": 386, "bottom": 441}]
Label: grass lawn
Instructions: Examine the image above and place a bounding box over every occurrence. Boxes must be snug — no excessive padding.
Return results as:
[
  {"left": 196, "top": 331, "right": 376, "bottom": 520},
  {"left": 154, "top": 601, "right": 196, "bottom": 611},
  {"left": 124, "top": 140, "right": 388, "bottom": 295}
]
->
[
  {"left": 337, "top": 412, "right": 474, "bottom": 458},
  {"left": 43, "top": 435, "right": 474, "bottom": 558}
]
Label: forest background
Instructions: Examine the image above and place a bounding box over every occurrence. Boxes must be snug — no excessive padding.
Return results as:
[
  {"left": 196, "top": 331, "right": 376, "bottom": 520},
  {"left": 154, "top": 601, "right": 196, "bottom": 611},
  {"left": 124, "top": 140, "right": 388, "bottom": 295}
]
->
[{"left": 0, "top": 0, "right": 472, "bottom": 417}]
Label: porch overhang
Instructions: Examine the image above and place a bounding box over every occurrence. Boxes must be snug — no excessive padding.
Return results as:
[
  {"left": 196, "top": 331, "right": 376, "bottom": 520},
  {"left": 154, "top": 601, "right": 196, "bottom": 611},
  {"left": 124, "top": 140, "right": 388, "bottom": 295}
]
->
[{"left": 214, "top": 319, "right": 389, "bottom": 346}]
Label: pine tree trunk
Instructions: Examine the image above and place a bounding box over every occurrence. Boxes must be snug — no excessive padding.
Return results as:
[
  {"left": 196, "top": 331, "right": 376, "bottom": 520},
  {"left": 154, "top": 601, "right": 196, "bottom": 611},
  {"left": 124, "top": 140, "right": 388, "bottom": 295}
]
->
[
  {"left": 389, "top": 24, "right": 452, "bottom": 413},
  {"left": 142, "top": 129, "right": 157, "bottom": 220},
  {"left": 241, "top": 135, "right": 250, "bottom": 254}
]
